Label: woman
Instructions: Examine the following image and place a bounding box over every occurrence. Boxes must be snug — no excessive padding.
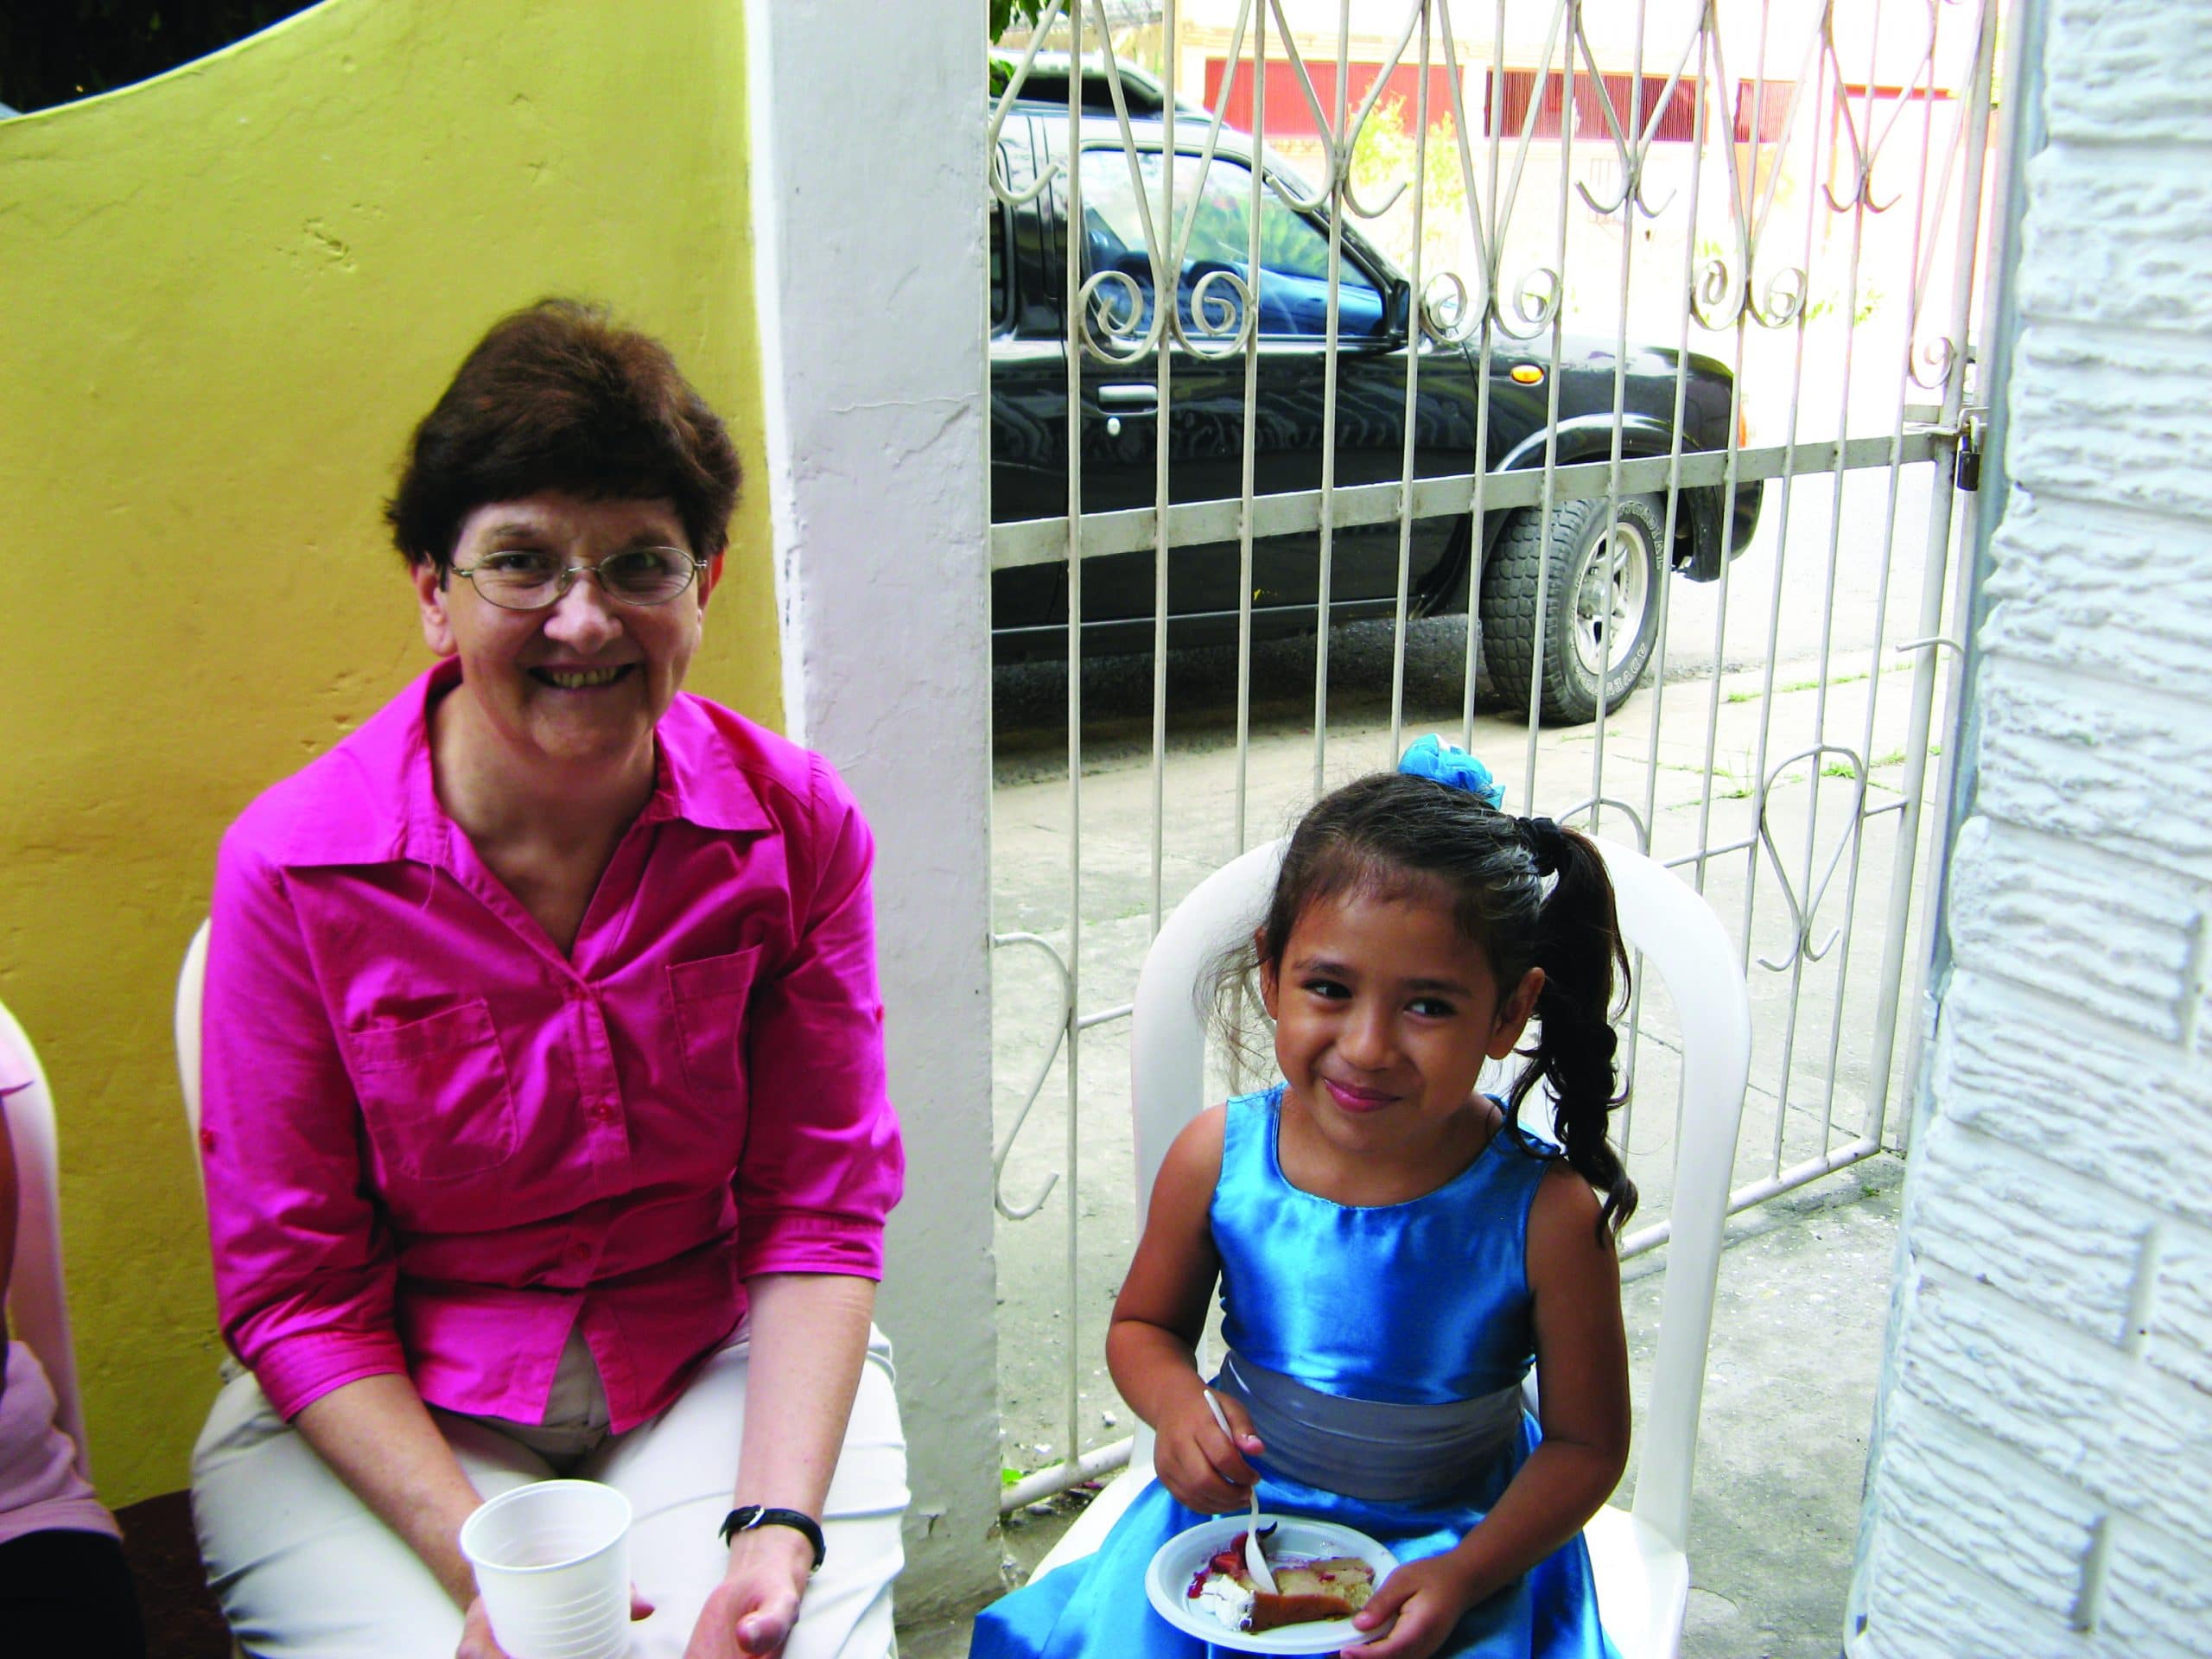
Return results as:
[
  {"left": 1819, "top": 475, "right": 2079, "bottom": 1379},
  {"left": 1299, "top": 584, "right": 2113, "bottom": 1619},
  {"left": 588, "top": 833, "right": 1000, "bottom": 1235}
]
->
[{"left": 191, "top": 300, "right": 907, "bottom": 1659}]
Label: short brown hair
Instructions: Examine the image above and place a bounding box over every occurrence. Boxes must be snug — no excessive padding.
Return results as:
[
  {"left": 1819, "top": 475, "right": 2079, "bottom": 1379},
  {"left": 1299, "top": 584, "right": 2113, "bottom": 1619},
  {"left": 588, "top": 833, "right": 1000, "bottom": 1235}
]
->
[{"left": 386, "top": 299, "right": 741, "bottom": 570}]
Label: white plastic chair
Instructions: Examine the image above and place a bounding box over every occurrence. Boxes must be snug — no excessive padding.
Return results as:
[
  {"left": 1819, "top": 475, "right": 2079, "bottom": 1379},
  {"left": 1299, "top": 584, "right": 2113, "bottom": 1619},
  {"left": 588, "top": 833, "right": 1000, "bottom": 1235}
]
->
[
  {"left": 0, "top": 995, "right": 94, "bottom": 1484},
  {"left": 177, "top": 918, "right": 255, "bottom": 1659},
  {"left": 175, "top": 918, "right": 212, "bottom": 1155},
  {"left": 1024, "top": 835, "right": 1751, "bottom": 1659}
]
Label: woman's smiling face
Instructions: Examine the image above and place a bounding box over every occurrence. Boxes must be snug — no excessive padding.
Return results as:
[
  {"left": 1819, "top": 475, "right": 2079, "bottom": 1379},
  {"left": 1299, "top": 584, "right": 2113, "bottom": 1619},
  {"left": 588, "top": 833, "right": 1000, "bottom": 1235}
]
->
[{"left": 415, "top": 491, "right": 717, "bottom": 778}]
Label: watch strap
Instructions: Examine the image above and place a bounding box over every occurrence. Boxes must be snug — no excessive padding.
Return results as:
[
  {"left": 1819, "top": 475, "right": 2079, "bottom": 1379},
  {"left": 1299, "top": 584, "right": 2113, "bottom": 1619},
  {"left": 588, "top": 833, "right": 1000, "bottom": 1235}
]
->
[{"left": 719, "top": 1504, "right": 827, "bottom": 1572}]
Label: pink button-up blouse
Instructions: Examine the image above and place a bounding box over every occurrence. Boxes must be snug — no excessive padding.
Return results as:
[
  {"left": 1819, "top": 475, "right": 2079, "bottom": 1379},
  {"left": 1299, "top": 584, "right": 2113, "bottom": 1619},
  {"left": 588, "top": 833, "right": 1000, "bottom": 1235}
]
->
[{"left": 200, "top": 661, "right": 904, "bottom": 1431}]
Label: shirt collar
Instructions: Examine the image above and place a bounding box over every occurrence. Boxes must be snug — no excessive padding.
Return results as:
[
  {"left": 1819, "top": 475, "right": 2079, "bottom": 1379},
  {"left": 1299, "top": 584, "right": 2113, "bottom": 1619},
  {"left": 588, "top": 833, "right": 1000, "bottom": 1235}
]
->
[
  {"left": 280, "top": 658, "right": 771, "bottom": 867},
  {"left": 643, "top": 690, "right": 774, "bottom": 836}
]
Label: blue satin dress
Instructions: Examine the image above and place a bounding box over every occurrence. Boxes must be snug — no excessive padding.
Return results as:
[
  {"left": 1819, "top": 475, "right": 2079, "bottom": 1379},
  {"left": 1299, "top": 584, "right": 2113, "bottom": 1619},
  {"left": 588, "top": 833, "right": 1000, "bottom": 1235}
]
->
[{"left": 971, "top": 1086, "right": 1618, "bottom": 1659}]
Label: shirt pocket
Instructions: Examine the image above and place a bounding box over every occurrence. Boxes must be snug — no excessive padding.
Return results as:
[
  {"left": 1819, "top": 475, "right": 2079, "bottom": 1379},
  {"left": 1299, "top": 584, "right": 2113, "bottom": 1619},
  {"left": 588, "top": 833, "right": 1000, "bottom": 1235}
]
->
[
  {"left": 667, "top": 946, "right": 763, "bottom": 1099},
  {"left": 346, "top": 1000, "right": 520, "bottom": 1182}
]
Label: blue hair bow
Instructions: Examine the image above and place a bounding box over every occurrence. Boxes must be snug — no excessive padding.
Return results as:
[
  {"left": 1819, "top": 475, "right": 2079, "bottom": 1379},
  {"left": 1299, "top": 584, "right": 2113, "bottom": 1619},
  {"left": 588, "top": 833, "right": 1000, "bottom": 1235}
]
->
[{"left": 1398, "top": 734, "right": 1506, "bottom": 810}]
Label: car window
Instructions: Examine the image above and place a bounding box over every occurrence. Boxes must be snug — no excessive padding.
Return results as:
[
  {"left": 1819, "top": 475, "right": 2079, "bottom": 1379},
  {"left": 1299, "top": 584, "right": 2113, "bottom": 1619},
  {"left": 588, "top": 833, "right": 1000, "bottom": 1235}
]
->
[{"left": 1077, "top": 149, "right": 1386, "bottom": 341}]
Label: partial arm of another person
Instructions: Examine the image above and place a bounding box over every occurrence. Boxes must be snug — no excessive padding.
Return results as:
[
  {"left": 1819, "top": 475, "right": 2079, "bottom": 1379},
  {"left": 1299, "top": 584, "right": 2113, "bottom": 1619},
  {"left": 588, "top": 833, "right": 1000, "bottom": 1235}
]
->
[
  {"left": 1104, "top": 1106, "right": 1266, "bottom": 1514},
  {"left": 0, "top": 1088, "right": 17, "bottom": 1396},
  {"left": 1350, "top": 1166, "right": 1630, "bottom": 1659}
]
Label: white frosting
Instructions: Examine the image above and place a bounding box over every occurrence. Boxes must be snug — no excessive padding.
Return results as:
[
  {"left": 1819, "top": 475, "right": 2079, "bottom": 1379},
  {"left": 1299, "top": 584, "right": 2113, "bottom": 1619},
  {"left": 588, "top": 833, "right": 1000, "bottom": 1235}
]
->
[{"left": 1196, "top": 1573, "right": 1256, "bottom": 1631}]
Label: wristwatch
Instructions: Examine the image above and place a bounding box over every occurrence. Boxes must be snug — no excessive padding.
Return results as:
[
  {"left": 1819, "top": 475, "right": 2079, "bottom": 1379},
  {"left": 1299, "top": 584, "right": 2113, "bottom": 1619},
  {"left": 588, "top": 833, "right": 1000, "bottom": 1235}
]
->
[{"left": 720, "top": 1504, "right": 827, "bottom": 1573}]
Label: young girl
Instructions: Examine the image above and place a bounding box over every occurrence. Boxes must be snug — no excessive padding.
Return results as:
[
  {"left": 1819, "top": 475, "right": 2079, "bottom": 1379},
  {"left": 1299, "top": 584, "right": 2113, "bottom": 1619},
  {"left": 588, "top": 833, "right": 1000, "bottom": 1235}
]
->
[{"left": 974, "top": 748, "right": 1635, "bottom": 1659}]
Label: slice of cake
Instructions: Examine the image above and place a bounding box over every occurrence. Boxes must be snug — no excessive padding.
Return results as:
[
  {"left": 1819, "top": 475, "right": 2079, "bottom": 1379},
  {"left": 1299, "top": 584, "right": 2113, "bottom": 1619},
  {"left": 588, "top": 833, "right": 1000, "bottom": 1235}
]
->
[
  {"left": 1187, "top": 1534, "right": 1376, "bottom": 1633},
  {"left": 1249, "top": 1556, "right": 1376, "bottom": 1630}
]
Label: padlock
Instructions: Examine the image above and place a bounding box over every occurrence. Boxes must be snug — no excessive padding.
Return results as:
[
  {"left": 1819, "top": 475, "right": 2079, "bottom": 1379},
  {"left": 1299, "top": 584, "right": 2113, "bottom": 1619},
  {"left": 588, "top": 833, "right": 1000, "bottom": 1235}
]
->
[{"left": 1954, "top": 418, "right": 1983, "bottom": 493}]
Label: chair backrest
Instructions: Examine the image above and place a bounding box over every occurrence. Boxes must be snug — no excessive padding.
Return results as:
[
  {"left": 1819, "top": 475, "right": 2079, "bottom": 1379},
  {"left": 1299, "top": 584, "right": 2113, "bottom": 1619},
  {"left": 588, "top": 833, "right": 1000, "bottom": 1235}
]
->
[
  {"left": 177, "top": 919, "right": 212, "bottom": 1147},
  {"left": 0, "top": 996, "right": 92, "bottom": 1483},
  {"left": 1128, "top": 834, "right": 1751, "bottom": 1555}
]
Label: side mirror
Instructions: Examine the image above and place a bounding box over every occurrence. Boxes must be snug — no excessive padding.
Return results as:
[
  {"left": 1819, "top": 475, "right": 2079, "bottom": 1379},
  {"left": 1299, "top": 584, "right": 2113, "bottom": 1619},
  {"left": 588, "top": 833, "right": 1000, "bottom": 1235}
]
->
[{"left": 1384, "top": 279, "right": 1414, "bottom": 340}]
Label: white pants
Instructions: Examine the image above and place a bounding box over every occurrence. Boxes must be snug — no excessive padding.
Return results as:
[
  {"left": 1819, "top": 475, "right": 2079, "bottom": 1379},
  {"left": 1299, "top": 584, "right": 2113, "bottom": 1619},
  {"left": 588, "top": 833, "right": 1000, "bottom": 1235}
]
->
[{"left": 192, "top": 1327, "right": 908, "bottom": 1659}]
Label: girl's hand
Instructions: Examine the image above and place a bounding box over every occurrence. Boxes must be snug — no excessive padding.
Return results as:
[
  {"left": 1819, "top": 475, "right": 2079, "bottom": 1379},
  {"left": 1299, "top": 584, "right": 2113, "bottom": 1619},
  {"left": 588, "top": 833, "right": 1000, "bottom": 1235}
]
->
[
  {"left": 683, "top": 1527, "right": 815, "bottom": 1657},
  {"left": 1152, "top": 1385, "right": 1264, "bottom": 1514},
  {"left": 1342, "top": 1553, "right": 1481, "bottom": 1659},
  {"left": 457, "top": 1586, "right": 654, "bottom": 1659}
]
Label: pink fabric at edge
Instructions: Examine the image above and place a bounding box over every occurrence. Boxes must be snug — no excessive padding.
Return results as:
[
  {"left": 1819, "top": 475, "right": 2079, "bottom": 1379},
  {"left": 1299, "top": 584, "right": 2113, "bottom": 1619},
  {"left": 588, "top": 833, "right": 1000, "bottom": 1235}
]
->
[{"left": 0, "top": 1041, "right": 119, "bottom": 1545}]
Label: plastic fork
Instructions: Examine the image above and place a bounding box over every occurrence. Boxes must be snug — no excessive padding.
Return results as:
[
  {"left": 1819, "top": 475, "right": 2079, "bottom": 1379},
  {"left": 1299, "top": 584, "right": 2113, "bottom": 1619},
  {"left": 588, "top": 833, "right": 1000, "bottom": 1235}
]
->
[{"left": 1201, "top": 1389, "right": 1276, "bottom": 1593}]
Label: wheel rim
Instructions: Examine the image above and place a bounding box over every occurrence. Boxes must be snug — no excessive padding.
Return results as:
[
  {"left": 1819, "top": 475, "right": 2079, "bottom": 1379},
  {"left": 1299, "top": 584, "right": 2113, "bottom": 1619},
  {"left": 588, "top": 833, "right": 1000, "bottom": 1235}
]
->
[{"left": 1572, "top": 514, "right": 1652, "bottom": 682}]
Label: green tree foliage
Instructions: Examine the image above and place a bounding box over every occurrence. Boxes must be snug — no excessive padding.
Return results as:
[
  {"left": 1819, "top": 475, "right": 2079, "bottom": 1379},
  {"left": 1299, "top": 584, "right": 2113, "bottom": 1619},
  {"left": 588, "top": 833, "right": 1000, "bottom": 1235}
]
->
[
  {"left": 988, "top": 0, "right": 1050, "bottom": 95},
  {"left": 989, "top": 0, "right": 1048, "bottom": 48},
  {"left": 1346, "top": 94, "right": 1470, "bottom": 276},
  {"left": 0, "top": 1, "right": 315, "bottom": 114}
]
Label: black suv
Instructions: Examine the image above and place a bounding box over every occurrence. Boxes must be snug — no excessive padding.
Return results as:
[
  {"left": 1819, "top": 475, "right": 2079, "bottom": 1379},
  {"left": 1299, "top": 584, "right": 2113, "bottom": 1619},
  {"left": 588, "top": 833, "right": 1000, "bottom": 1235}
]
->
[{"left": 988, "top": 67, "right": 1762, "bottom": 722}]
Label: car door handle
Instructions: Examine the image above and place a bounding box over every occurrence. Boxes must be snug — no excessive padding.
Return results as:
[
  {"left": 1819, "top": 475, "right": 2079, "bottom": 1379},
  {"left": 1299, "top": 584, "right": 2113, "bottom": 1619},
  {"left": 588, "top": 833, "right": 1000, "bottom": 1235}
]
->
[{"left": 1096, "top": 384, "right": 1159, "bottom": 412}]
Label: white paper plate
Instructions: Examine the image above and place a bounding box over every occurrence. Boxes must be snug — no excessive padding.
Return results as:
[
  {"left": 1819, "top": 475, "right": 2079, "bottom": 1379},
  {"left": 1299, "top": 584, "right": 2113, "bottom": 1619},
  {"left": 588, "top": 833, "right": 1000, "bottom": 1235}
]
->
[{"left": 1144, "top": 1515, "right": 1399, "bottom": 1654}]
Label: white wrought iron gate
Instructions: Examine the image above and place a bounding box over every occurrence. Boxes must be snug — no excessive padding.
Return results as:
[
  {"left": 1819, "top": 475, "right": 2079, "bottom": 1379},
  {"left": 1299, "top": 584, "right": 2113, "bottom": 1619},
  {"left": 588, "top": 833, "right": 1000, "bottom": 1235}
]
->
[{"left": 985, "top": 0, "right": 2002, "bottom": 1508}]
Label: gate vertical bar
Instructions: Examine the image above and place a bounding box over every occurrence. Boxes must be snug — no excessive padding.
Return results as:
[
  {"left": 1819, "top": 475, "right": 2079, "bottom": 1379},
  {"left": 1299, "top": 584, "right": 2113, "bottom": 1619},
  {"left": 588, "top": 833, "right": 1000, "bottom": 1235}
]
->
[
  {"left": 1862, "top": 0, "right": 1999, "bottom": 1142},
  {"left": 1058, "top": 0, "right": 1086, "bottom": 1480},
  {"left": 1234, "top": 0, "right": 1266, "bottom": 856},
  {"left": 1767, "top": 3, "right": 1888, "bottom": 1173},
  {"left": 1518, "top": 0, "right": 1576, "bottom": 804},
  {"left": 1582, "top": 0, "right": 1652, "bottom": 812},
  {"left": 1386, "top": 0, "right": 1435, "bottom": 762},
  {"left": 1151, "top": 6, "right": 1178, "bottom": 934},
  {"left": 1688, "top": 4, "right": 1778, "bottom": 896},
  {"left": 1815, "top": 0, "right": 1959, "bottom": 1153}
]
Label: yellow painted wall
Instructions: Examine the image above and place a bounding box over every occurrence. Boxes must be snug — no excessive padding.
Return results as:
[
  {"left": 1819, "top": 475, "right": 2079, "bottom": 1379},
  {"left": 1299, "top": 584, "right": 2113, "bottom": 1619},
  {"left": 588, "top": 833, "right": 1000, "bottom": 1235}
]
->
[{"left": 0, "top": 0, "right": 773, "bottom": 1503}]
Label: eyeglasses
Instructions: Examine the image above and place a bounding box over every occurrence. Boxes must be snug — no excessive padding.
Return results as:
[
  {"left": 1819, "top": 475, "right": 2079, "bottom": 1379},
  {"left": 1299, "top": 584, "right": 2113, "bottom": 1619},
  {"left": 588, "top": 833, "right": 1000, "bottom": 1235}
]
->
[{"left": 450, "top": 547, "right": 707, "bottom": 611}]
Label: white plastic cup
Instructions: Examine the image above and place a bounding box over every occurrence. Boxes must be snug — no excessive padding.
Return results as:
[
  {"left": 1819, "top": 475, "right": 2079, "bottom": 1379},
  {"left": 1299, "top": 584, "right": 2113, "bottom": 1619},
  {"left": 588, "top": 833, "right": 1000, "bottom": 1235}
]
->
[{"left": 459, "top": 1479, "right": 633, "bottom": 1659}]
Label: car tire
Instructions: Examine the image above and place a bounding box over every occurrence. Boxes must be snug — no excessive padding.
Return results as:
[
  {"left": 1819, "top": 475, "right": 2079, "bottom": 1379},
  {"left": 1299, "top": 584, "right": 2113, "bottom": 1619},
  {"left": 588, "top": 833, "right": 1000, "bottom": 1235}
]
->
[{"left": 1478, "top": 492, "right": 1666, "bottom": 725}]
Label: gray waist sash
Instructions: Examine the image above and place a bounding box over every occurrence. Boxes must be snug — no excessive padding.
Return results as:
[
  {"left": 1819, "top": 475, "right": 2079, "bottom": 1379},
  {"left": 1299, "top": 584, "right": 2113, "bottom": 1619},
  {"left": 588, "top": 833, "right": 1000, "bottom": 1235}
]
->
[{"left": 1211, "top": 1349, "right": 1527, "bottom": 1505}]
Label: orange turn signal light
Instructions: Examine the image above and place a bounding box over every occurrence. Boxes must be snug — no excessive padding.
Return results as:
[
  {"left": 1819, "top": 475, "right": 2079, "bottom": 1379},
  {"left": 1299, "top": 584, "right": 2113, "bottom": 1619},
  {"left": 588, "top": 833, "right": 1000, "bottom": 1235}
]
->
[{"left": 1510, "top": 365, "right": 1544, "bottom": 385}]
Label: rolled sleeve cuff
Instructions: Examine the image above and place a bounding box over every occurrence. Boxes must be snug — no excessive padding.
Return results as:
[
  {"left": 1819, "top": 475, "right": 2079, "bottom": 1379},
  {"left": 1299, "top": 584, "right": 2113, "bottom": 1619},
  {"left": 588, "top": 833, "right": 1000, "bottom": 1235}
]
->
[
  {"left": 732, "top": 1211, "right": 887, "bottom": 1282},
  {"left": 247, "top": 1330, "right": 412, "bottom": 1421}
]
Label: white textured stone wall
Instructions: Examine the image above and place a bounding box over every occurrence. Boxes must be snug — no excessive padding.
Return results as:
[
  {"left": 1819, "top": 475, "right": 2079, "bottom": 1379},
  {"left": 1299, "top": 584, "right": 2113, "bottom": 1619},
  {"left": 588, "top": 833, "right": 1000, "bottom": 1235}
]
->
[{"left": 1849, "top": 3, "right": 2212, "bottom": 1655}]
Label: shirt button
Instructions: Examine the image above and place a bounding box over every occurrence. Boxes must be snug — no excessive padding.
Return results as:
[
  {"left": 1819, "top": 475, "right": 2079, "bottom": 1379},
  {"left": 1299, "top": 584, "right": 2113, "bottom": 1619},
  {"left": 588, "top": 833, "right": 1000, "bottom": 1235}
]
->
[{"left": 199, "top": 1128, "right": 219, "bottom": 1153}]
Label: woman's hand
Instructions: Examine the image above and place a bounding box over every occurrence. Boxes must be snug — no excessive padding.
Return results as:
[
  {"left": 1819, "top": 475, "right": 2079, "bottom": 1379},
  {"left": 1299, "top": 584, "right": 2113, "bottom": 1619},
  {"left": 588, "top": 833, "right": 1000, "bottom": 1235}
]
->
[
  {"left": 1152, "top": 1384, "right": 1264, "bottom": 1515},
  {"left": 1341, "top": 1552, "right": 1481, "bottom": 1659},
  {"left": 456, "top": 1595, "right": 510, "bottom": 1659},
  {"left": 457, "top": 1586, "right": 654, "bottom": 1659},
  {"left": 683, "top": 1527, "right": 816, "bottom": 1657}
]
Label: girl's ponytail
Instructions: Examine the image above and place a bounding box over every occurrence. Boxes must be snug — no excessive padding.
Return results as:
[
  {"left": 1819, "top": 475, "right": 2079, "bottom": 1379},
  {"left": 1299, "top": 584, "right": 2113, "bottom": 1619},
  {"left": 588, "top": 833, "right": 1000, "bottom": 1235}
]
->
[{"left": 1503, "top": 818, "right": 1639, "bottom": 1242}]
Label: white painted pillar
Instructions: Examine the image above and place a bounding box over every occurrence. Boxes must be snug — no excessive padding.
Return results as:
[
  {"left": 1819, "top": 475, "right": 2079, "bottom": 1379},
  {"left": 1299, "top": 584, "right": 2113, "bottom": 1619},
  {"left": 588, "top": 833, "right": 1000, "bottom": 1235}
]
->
[{"left": 746, "top": 0, "right": 1000, "bottom": 1618}]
